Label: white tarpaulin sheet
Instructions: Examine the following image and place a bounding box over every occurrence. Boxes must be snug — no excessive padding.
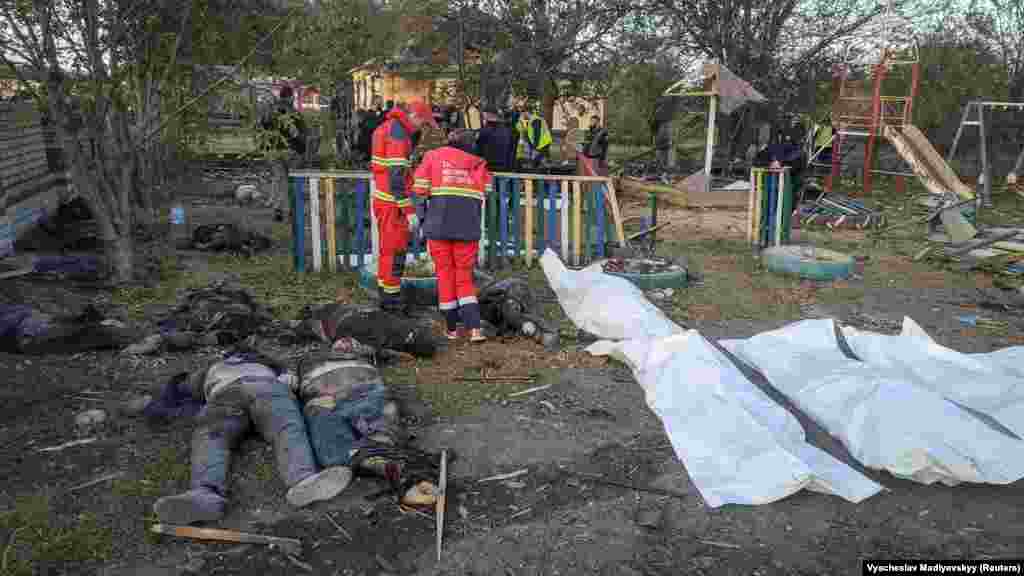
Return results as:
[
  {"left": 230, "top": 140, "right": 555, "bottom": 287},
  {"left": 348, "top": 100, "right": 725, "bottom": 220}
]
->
[
  {"left": 587, "top": 334, "right": 884, "bottom": 507},
  {"left": 541, "top": 250, "right": 682, "bottom": 341},
  {"left": 541, "top": 249, "right": 883, "bottom": 506},
  {"left": 722, "top": 319, "right": 1024, "bottom": 486},
  {"left": 840, "top": 317, "right": 1024, "bottom": 439}
]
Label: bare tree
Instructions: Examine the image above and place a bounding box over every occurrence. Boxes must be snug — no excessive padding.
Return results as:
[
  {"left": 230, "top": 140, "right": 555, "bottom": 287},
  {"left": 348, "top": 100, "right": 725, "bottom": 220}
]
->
[
  {"left": 967, "top": 0, "right": 1024, "bottom": 98},
  {"left": 0, "top": 0, "right": 282, "bottom": 282}
]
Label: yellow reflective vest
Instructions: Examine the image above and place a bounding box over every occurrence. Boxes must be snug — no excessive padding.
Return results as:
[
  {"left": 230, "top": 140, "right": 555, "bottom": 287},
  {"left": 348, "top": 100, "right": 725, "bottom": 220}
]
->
[{"left": 516, "top": 114, "right": 552, "bottom": 158}]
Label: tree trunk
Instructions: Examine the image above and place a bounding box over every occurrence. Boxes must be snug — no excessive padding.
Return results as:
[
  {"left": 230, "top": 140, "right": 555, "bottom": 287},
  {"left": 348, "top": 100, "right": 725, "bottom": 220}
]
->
[
  {"left": 107, "top": 233, "right": 134, "bottom": 285},
  {"left": 542, "top": 83, "right": 556, "bottom": 129}
]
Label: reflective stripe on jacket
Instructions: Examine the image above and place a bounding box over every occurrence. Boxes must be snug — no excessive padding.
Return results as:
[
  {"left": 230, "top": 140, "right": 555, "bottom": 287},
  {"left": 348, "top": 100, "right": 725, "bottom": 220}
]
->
[
  {"left": 516, "top": 114, "right": 552, "bottom": 158},
  {"left": 370, "top": 108, "right": 415, "bottom": 213},
  {"left": 412, "top": 146, "right": 492, "bottom": 241}
]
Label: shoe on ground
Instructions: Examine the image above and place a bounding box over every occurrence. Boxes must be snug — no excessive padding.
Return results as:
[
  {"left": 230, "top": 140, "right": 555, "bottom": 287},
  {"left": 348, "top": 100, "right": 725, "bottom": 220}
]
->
[
  {"left": 286, "top": 466, "right": 353, "bottom": 508},
  {"left": 469, "top": 328, "right": 486, "bottom": 343},
  {"left": 153, "top": 488, "right": 227, "bottom": 525}
]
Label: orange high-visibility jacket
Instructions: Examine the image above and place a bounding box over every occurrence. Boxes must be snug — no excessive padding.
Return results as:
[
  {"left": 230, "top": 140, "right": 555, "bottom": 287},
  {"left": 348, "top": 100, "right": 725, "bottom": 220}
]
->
[{"left": 370, "top": 108, "right": 416, "bottom": 215}]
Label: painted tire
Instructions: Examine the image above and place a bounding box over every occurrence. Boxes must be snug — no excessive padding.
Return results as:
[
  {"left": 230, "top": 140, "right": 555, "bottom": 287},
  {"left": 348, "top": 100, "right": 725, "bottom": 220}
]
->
[
  {"left": 760, "top": 245, "right": 855, "bottom": 281},
  {"left": 358, "top": 264, "right": 438, "bottom": 292},
  {"left": 604, "top": 260, "right": 689, "bottom": 291}
]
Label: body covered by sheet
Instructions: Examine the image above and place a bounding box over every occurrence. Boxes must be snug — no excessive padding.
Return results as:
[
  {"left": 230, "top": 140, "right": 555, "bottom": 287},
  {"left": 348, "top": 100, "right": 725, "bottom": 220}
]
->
[
  {"left": 841, "top": 317, "right": 1024, "bottom": 439},
  {"left": 540, "top": 249, "right": 682, "bottom": 341},
  {"left": 722, "top": 319, "right": 1024, "bottom": 486},
  {"left": 587, "top": 333, "right": 883, "bottom": 507}
]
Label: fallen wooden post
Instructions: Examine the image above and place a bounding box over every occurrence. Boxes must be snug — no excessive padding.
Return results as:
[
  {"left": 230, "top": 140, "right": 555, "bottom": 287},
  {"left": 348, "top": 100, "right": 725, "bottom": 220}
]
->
[
  {"left": 436, "top": 449, "right": 447, "bottom": 562},
  {"left": 150, "top": 524, "right": 301, "bottom": 555}
]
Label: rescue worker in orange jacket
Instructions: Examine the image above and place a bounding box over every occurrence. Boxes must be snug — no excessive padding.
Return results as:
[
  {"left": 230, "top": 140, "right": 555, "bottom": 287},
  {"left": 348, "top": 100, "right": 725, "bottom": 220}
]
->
[
  {"left": 370, "top": 100, "right": 437, "bottom": 311},
  {"left": 411, "top": 129, "right": 491, "bottom": 342}
]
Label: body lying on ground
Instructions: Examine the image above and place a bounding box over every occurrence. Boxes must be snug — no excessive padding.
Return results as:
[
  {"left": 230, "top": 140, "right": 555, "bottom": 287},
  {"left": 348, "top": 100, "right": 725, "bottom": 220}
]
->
[
  {"left": 144, "top": 343, "right": 446, "bottom": 525},
  {"left": 0, "top": 304, "right": 138, "bottom": 354}
]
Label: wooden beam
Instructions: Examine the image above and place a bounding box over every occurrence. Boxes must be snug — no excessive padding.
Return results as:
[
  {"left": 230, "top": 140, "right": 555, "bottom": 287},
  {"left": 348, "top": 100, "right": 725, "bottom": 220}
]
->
[
  {"left": 325, "top": 178, "right": 337, "bottom": 272},
  {"left": 291, "top": 170, "right": 374, "bottom": 179},
  {"left": 492, "top": 172, "right": 612, "bottom": 182},
  {"left": 604, "top": 180, "right": 626, "bottom": 246}
]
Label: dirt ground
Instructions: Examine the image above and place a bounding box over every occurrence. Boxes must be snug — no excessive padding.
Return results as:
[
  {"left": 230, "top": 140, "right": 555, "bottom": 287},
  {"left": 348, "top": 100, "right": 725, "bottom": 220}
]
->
[{"left": 2, "top": 168, "right": 1024, "bottom": 576}]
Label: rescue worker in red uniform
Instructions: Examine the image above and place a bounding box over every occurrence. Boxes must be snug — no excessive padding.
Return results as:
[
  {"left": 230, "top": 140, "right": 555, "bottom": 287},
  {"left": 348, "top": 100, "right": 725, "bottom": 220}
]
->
[
  {"left": 370, "top": 100, "right": 437, "bottom": 311},
  {"left": 411, "top": 130, "right": 491, "bottom": 342}
]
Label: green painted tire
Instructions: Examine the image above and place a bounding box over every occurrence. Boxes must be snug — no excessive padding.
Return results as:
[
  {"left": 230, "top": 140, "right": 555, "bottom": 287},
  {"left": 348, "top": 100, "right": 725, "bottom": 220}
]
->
[
  {"left": 761, "top": 245, "right": 854, "bottom": 280},
  {"left": 604, "top": 260, "right": 689, "bottom": 291},
  {"left": 358, "top": 263, "right": 438, "bottom": 293}
]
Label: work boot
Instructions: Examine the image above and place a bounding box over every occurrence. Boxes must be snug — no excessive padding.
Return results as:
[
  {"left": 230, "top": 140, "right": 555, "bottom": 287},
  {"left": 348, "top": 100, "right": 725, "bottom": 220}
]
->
[
  {"left": 285, "top": 466, "right": 353, "bottom": 508},
  {"left": 153, "top": 488, "right": 227, "bottom": 525}
]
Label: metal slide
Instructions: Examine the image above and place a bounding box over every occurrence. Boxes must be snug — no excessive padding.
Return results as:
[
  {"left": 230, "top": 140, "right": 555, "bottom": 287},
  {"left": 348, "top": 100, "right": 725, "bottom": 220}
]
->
[{"left": 883, "top": 125, "right": 975, "bottom": 200}]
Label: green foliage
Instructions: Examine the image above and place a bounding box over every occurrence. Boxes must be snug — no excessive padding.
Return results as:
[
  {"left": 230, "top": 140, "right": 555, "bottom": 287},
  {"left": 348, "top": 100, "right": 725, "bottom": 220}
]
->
[
  {"left": 606, "top": 63, "right": 677, "bottom": 146},
  {"left": 0, "top": 494, "right": 113, "bottom": 576}
]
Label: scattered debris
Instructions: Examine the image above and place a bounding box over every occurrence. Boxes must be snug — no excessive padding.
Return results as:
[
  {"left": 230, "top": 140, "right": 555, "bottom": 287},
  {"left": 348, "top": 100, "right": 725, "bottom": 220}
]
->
[
  {"left": 376, "top": 554, "right": 398, "bottom": 573},
  {"left": 478, "top": 469, "right": 529, "bottom": 483},
  {"left": 149, "top": 524, "right": 302, "bottom": 555},
  {"left": 324, "top": 513, "right": 351, "bottom": 541},
  {"left": 507, "top": 384, "right": 552, "bottom": 398},
  {"left": 562, "top": 471, "right": 690, "bottom": 500},
  {"left": 797, "top": 194, "right": 886, "bottom": 230},
  {"left": 74, "top": 409, "right": 107, "bottom": 428},
  {"left": 67, "top": 471, "right": 125, "bottom": 493},
  {"left": 602, "top": 257, "right": 684, "bottom": 275},
  {"left": 508, "top": 507, "right": 532, "bottom": 520},
  {"left": 37, "top": 437, "right": 97, "bottom": 453},
  {"left": 286, "top": 554, "right": 313, "bottom": 572},
  {"left": 698, "top": 539, "right": 742, "bottom": 549},
  {"left": 635, "top": 507, "right": 664, "bottom": 530}
]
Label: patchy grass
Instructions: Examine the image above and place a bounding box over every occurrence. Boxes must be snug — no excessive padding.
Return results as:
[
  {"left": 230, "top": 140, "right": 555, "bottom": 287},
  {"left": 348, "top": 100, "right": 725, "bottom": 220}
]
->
[
  {"left": 112, "top": 445, "right": 190, "bottom": 501},
  {"left": 113, "top": 251, "right": 368, "bottom": 322},
  {"left": 0, "top": 493, "right": 114, "bottom": 576}
]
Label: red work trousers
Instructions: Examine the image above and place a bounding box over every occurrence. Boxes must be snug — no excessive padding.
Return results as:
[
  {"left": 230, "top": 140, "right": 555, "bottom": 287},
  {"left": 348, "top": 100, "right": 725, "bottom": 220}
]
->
[
  {"left": 427, "top": 239, "right": 479, "bottom": 310},
  {"left": 373, "top": 200, "right": 410, "bottom": 305}
]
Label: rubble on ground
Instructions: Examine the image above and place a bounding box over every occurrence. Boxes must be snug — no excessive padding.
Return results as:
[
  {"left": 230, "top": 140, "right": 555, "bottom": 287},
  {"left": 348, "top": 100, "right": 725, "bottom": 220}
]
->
[{"left": 191, "top": 222, "right": 272, "bottom": 254}]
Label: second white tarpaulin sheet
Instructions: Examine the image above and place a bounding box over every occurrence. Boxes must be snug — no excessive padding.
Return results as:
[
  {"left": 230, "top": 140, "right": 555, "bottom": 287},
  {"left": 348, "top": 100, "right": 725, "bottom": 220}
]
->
[
  {"left": 587, "top": 333, "right": 884, "bottom": 507},
  {"left": 721, "top": 318, "right": 1024, "bottom": 486}
]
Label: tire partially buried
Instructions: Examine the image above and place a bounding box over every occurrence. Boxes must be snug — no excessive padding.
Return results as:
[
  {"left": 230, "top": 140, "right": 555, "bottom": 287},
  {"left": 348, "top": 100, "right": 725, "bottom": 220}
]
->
[{"left": 760, "top": 245, "right": 855, "bottom": 281}]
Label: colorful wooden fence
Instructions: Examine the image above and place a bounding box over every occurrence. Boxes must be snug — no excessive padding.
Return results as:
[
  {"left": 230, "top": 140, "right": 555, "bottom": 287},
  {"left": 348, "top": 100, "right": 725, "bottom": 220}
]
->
[
  {"left": 288, "top": 170, "right": 626, "bottom": 273},
  {"left": 747, "top": 167, "right": 794, "bottom": 248}
]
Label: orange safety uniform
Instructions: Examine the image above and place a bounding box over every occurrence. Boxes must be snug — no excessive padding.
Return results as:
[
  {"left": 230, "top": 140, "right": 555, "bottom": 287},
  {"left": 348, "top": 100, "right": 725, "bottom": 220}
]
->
[
  {"left": 411, "top": 145, "right": 492, "bottom": 333},
  {"left": 370, "top": 108, "right": 417, "bottom": 308}
]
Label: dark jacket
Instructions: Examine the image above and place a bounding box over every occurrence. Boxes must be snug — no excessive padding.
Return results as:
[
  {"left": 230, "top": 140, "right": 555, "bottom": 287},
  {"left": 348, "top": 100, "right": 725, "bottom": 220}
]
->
[
  {"left": 411, "top": 146, "right": 492, "bottom": 241},
  {"left": 583, "top": 126, "right": 609, "bottom": 161},
  {"left": 262, "top": 100, "right": 307, "bottom": 156},
  {"left": 475, "top": 120, "right": 517, "bottom": 171}
]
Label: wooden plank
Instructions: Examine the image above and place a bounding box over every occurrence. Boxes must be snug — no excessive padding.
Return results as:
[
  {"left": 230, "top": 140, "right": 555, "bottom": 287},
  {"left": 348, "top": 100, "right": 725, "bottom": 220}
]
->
[
  {"left": 524, "top": 180, "right": 535, "bottom": 267},
  {"left": 151, "top": 525, "right": 301, "bottom": 554},
  {"left": 992, "top": 241, "right": 1024, "bottom": 253},
  {"left": 775, "top": 170, "right": 785, "bottom": 246},
  {"left": 561, "top": 180, "right": 570, "bottom": 262},
  {"left": 573, "top": 181, "right": 583, "bottom": 266},
  {"left": 310, "top": 178, "right": 322, "bottom": 272},
  {"left": 747, "top": 169, "right": 757, "bottom": 244},
  {"left": 604, "top": 180, "right": 627, "bottom": 246},
  {"left": 290, "top": 169, "right": 375, "bottom": 178},
  {"left": 493, "top": 172, "right": 612, "bottom": 182},
  {"left": 325, "top": 178, "right": 337, "bottom": 272}
]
